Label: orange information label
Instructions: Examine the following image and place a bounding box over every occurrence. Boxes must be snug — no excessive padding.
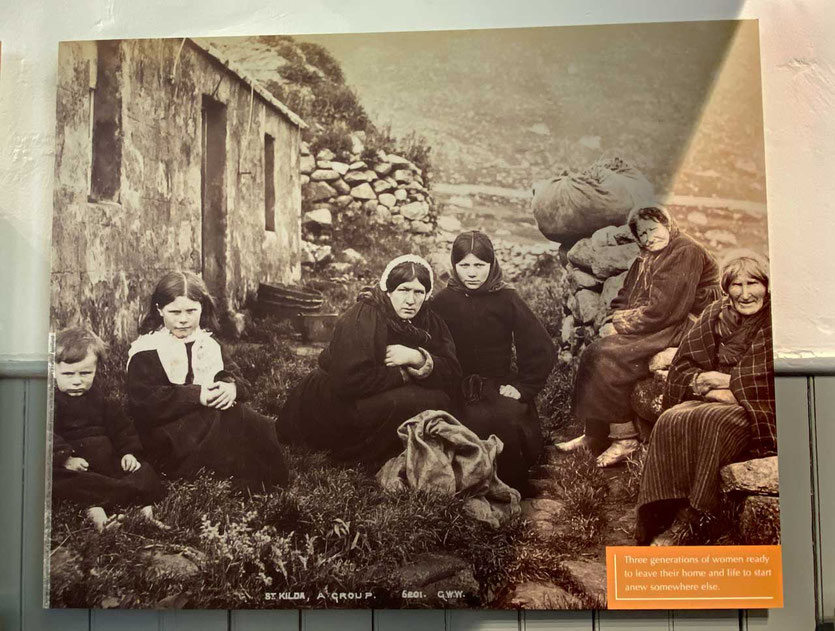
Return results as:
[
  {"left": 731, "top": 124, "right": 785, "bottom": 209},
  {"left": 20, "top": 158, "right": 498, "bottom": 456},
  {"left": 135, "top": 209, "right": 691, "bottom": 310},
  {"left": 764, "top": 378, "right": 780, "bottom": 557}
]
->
[{"left": 606, "top": 545, "right": 783, "bottom": 609}]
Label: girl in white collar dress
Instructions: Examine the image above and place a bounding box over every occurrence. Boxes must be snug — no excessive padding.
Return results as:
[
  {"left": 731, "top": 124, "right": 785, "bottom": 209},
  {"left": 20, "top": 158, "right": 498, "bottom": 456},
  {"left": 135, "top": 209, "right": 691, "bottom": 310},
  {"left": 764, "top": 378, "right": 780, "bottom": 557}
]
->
[{"left": 127, "top": 271, "right": 288, "bottom": 490}]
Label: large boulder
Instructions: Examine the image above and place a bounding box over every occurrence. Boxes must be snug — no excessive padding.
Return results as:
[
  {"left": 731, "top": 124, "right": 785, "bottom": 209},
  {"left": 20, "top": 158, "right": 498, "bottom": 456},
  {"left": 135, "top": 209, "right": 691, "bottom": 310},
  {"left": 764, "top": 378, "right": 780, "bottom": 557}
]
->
[
  {"left": 739, "top": 496, "right": 781, "bottom": 545},
  {"left": 303, "top": 208, "right": 332, "bottom": 228},
  {"left": 567, "top": 239, "right": 640, "bottom": 279},
  {"left": 631, "top": 370, "right": 668, "bottom": 423},
  {"left": 532, "top": 157, "right": 654, "bottom": 247},
  {"left": 350, "top": 183, "right": 376, "bottom": 200},
  {"left": 299, "top": 154, "right": 316, "bottom": 174},
  {"left": 401, "top": 201, "right": 430, "bottom": 221},
  {"left": 569, "top": 289, "right": 603, "bottom": 325},
  {"left": 392, "top": 553, "right": 478, "bottom": 605},
  {"left": 568, "top": 267, "right": 603, "bottom": 291},
  {"left": 591, "top": 224, "right": 635, "bottom": 247},
  {"left": 720, "top": 457, "right": 779, "bottom": 495},
  {"left": 344, "top": 170, "right": 374, "bottom": 184},
  {"left": 597, "top": 271, "right": 628, "bottom": 324},
  {"left": 310, "top": 169, "right": 340, "bottom": 182},
  {"left": 304, "top": 181, "right": 337, "bottom": 203}
]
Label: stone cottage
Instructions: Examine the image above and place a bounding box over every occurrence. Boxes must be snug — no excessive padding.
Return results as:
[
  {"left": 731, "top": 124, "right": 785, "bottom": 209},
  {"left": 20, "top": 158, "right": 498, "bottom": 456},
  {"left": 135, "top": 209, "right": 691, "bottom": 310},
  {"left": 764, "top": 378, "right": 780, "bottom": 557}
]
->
[{"left": 51, "top": 37, "right": 305, "bottom": 341}]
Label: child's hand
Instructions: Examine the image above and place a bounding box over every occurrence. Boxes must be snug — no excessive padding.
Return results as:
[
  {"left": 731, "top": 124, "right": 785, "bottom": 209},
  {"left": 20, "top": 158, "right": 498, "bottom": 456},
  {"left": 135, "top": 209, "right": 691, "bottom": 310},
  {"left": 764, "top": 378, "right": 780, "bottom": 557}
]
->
[
  {"left": 499, "top": 384, "right": 522, "bottom": 400},
  {"left": 65, "top": 456, "right": 89, "bottom": 472},
  {"left": 206, "top": 381, "right": 237, "bottom": 410},
  {"left": 121, "top": 454, "right": 141, "bottom": 473}
]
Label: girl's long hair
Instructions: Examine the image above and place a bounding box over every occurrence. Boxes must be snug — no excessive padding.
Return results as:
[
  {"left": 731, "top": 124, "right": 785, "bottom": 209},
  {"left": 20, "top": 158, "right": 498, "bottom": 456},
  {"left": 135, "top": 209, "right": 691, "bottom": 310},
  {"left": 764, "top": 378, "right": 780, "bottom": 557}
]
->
[{"left": 138, "top": 271, "right": 220, "bottom": 334}]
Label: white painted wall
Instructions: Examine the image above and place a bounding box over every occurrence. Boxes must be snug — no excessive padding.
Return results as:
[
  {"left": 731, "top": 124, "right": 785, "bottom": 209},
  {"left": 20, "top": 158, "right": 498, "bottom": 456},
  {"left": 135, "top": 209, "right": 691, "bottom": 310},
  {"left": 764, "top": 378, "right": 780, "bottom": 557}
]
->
[{"left": 1, "top": 0, "right": 833, "bottom": 369}]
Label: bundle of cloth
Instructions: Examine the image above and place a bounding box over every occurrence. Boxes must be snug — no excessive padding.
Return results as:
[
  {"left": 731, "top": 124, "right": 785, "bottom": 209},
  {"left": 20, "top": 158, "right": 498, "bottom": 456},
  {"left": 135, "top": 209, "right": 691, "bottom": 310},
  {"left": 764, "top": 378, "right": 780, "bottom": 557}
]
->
[{"left": 377, "top": 409, "right": 521, "bottom": 529}]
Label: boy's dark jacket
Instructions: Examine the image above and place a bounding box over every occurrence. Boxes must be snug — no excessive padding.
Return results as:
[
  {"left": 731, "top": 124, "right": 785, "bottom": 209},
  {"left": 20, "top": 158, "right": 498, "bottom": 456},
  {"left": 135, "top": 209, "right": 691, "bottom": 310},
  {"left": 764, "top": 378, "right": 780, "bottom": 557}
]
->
[{"left": 53, "top": 380, "right": 142, "bottom": 468}]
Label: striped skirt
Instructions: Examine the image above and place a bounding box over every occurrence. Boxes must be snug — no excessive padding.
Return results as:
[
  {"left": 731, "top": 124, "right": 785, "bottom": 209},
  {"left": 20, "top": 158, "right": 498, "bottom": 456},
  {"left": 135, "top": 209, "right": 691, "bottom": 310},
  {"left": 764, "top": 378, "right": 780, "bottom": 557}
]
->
[{"left": 636, "top": 401, "right": 750, "bottom": 543}]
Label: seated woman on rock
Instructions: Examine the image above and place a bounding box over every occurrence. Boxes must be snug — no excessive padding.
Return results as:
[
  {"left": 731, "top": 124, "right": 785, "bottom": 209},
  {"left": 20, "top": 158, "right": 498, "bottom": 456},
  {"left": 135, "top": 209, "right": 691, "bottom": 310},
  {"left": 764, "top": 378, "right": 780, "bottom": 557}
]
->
[
  {"left": 635, "top": 251, "right": 775, "bottom": 545},
  {"left": 278, "top": 254, "right": 461, "bottom": 470},
  {"left": 432, "top": 231, "right": 555, "bottom": 493},
  {"left": 556, "top": 205, "right": 720, "bottom": 467}
]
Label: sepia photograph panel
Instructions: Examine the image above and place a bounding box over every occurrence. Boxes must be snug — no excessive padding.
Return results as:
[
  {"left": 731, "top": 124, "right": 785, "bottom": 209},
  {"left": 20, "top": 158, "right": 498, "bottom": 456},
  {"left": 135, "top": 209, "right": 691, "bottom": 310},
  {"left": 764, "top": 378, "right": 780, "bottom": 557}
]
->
[{"left": 46, "top": 20, "right": 778, "bottom": 610}]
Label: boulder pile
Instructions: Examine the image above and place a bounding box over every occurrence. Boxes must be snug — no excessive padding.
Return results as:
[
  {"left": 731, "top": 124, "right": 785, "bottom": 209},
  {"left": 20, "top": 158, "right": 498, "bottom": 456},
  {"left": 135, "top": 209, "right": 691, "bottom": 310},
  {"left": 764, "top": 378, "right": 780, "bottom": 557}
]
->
[{"left": 556, "top": 223, "right": 640, "bottom": 364}]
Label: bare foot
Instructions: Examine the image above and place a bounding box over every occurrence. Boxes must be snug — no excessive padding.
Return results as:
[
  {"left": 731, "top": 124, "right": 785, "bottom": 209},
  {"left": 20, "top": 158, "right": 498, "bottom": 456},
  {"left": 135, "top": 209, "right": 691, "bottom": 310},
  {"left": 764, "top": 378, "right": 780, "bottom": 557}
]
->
[
  {"left": 554, "top": 434, "right": 593, "bottom": 453},
  {"left": 596, "top": 438, "right": 640, "bottom": 468},
  {"left": 86, "top": 507, "right": 108, "bottom": 532},
  {"left": 139, "top": 505, "right": 170, "bottom": 531}
]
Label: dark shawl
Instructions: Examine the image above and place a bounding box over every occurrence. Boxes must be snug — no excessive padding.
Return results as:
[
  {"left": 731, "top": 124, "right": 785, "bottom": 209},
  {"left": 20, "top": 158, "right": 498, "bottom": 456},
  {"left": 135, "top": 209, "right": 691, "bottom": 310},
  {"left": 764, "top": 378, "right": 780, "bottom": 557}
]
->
[
  {"left": 610, "top": 232, "right": 721, "bottom": 336},
  {"left": 664, "top": 298, "right": 776, "bottom": 457},
  {"left": 446, "top": 231, "right": 508, "bottom": 295}
]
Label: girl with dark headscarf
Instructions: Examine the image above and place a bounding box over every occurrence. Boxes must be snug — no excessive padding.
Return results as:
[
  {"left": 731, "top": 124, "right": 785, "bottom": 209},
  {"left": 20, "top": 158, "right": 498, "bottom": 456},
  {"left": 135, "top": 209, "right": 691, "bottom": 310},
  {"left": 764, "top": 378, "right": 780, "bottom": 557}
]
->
[
  {"left": 636, "top": 251, "right": 775, "bottom": 545},
  {"left": 278, "top": 255, "right": 461, "bottom": 469},
  {"left": 556, "top": 205, "right": 721, "bottom": 467},
  {"left": 433, "top": 231, "right": 556, "bottom": 492}
]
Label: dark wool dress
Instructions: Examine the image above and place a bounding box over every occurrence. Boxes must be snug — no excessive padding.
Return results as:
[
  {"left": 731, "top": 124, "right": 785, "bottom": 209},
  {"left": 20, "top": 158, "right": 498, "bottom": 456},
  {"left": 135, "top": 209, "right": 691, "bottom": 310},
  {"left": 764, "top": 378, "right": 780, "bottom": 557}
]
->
[
  {"left": 432, "top": 286, "right": 556, "bottom": 491},
  {"left": 573, "top": 232, "right": 720, "bottom": 439},
  {"left": 636, "top": 299, "right": 775, "bottom": 544},
  {"left": 127, "top": 342, "right": 289, "bottom": 490},
  {"left": 278, "top": 299, "right": 461, "bottom": 470},
  {"left": 52, "top": 382, "right": 165, "bottom": 509}
]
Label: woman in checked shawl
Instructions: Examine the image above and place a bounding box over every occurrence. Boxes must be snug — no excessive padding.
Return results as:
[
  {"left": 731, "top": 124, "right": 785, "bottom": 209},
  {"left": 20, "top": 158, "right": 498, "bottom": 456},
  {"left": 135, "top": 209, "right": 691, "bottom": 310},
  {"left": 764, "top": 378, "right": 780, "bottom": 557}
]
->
[
  {"left": 636, "top": 251, "right": 776, "bottom": 546},
  {"left": 556, "top": 205, "right": 721, "bottom": 467},
  {"left": 277, "top": 255, "right": 461, "bottom": 470}
]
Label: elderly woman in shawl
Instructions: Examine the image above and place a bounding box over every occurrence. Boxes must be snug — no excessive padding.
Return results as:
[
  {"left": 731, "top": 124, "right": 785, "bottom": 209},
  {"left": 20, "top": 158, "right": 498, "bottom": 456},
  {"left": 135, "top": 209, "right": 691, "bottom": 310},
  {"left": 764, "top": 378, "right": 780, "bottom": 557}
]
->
[
  {"left": 278, "top": 255, "right": 461, "bottom": 469},
  {"left": 635, "top": 251, "right": 775, "bottom": 545},
  {"left": 557, "top": 205, "right": 721, "bottom": 467},
  {"left": 433, "top": 231, "right": 556, "bottom": 492}
]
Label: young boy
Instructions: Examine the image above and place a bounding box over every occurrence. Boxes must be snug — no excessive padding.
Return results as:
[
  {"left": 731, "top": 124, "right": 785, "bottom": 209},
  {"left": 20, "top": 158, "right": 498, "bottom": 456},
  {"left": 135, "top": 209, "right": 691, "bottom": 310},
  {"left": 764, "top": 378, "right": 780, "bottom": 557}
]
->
[{"left": 53, "top": 326, "right": 166, "bottom": 531}]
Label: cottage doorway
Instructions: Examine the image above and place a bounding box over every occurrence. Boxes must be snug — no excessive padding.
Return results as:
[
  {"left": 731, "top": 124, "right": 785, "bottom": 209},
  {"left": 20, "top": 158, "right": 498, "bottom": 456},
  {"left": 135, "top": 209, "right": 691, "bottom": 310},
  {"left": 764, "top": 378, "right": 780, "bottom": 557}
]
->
[{"left": 200, "top": 95, "right": 228, "bottom": 303}]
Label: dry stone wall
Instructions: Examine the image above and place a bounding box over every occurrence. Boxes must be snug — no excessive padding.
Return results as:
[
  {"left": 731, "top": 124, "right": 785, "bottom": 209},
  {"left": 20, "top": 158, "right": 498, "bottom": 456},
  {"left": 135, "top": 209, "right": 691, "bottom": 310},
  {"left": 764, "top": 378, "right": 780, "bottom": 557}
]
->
[
  {"left": 557, "top": 223, "right": 639, "bottom": 364},
  {"left": 299, "top": 140, "right": 435, "bottom": 267}
]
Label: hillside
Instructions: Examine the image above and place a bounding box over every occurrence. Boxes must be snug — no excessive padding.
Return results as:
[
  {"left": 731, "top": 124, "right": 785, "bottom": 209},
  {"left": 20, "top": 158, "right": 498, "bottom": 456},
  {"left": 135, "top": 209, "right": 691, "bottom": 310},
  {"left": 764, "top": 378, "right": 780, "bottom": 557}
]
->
[{"left": 204, "top": 21, "right": 766, "bottom": 204}]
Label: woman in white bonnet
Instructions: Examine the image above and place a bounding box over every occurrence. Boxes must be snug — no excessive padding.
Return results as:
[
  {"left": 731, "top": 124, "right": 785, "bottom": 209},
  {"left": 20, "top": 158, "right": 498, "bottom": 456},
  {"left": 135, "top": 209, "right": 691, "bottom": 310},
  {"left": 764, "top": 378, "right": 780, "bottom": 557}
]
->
[{"left": 278, "top": 255, "right": 462, "bottom": 469}]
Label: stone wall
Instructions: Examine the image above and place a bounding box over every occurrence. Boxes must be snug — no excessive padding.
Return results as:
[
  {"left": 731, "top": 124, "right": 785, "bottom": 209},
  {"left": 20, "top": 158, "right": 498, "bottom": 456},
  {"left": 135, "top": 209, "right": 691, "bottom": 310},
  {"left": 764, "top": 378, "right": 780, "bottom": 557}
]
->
[
  {"left": 52, "top": 39, "right": 302, "bottom": 342},
  {"left": 556, "top": 224, "right": 640, "bottom": 364},
  {"left": 299, "top": 140, "right": 434, "bottom": 267}
]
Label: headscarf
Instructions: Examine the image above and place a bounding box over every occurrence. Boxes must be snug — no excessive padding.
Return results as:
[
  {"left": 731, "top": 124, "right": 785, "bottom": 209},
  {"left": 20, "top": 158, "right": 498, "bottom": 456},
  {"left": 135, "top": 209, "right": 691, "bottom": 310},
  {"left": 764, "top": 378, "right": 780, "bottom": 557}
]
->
[
  {"left": 626, "top": 205, "right": 680, "bottom": 251},
  {"left": 358, "top": 254, "right": 435, "bottom": 347},
  {"left": 446, "top": 230, "right": 508, "bottom": 294},
  {"left": 626, "top": 205, "right": 681, "bottom": 295}
]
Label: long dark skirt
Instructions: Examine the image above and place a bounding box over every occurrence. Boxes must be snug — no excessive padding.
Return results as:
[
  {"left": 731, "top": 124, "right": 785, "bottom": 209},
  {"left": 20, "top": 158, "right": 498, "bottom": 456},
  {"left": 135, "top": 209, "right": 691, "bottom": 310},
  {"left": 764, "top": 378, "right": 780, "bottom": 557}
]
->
[
  {"left": 574, "top": 325, "right": 683, "bottom": 440},
  {"left": 143, "top": 404, "right": 289, "bottom": 491},
  {"left": 52, "top": 436, "right": 165, "bottom": 509},
  {"left": 279, "top": 369, "right": 451, "bottom": 471},
  {"left": 458, "top": 384, "right": 543, "bottom": 492},
  {"left": 636, "top": 401, "right": 750, "bottom": 544}
]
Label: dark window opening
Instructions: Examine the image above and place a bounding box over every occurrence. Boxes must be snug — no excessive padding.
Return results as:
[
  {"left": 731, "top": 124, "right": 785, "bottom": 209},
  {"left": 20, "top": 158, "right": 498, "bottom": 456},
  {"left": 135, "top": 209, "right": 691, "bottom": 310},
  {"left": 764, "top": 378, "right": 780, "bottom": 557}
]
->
[
  {"left": 90, "top": 40, "right": 122, "bottom": 202},
  {"left": 201, "top": 95, "right": 228, "bottom": 301},
  {"left": 264, "top": 134, "right": 276, "bottom": 232}
]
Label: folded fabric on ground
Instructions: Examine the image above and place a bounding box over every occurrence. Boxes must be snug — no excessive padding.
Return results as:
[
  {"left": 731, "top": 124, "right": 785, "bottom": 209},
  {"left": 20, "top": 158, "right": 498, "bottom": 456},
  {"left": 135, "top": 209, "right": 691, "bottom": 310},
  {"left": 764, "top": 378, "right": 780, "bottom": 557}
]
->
[{"left": 376, "top": 409, "right": 521, "bottom": 528}]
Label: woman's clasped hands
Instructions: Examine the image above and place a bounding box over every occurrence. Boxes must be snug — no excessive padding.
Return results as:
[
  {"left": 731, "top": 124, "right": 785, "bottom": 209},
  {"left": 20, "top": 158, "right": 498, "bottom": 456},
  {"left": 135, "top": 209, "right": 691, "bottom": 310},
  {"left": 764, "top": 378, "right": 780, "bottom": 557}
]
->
[{"left": 384, "top": 344, "right": 425, "bottom": 369}]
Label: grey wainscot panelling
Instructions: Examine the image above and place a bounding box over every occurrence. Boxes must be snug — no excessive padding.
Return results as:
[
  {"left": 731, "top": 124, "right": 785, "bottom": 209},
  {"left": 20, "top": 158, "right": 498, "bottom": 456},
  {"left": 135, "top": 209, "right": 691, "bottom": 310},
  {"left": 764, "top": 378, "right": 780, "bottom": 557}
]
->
[{"left": 0, "top": 362, "right": 819, "bottom": 631}]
